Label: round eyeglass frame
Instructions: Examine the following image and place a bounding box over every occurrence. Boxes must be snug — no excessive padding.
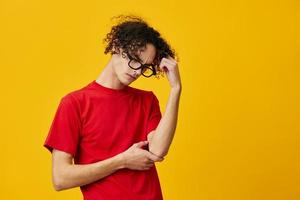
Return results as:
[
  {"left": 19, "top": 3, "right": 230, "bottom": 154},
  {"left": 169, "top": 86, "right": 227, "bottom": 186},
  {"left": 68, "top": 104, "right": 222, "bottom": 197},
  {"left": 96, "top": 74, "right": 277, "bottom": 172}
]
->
[{"left": 126, "top": 53, "right": 157, "bottom": 78}]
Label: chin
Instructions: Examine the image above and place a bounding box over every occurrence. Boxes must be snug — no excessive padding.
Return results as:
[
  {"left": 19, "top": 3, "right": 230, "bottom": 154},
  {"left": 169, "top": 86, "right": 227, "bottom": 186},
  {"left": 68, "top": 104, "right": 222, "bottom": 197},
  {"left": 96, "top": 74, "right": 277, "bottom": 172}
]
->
[
  {"left": 125, "top": 79, "right": 135, "bottom": 85},
  {"left": 123, "top": 74, "right": 136, "bottom": 84},
  {"left": 120, "top": 78, "right": 132, "bottom": 86}
]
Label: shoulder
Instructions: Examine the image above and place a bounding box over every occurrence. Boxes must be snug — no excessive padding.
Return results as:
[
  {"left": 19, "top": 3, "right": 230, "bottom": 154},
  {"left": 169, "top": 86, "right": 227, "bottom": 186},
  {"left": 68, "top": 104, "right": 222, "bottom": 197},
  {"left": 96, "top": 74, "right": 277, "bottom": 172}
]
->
[
  {"left": 60, "top": 82, "right": 93, "bottom": 103},
  {"left": 56, "top": 93, "right": 80, "bottom": 113},
  {"left": 58, "top": 85, "right": 89, "bottom": 110}
]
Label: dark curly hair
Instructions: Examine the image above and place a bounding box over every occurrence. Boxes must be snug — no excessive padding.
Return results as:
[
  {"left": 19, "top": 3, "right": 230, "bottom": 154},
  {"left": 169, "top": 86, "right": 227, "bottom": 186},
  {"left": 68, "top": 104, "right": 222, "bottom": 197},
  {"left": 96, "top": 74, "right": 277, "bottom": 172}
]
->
[{"left": 103, "top": 14, "right": 178, "bottom": 78}]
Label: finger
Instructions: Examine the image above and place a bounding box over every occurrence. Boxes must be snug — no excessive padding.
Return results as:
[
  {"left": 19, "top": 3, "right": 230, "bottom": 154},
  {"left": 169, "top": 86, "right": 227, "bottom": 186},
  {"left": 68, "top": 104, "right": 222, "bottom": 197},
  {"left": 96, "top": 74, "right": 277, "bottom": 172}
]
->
[
  {"left": 144, "top": 165, "right": 153, "bottom": 170},
  {"left": 159, "top": 59, "right": 176, "bottom": 71},
  {"left": 146, "top": 159, "right": 154, "bottom": 164},
  {"left": 155, "top": 154, "right": 164, "bottom": 161},
  {"left": 162, "top": 57, "right": 177, "bottom": 65},
  {"left": 140, "top": 165, "right": 150, "bottom": 170},
  {"left": 167, "top": 55, "right": 178, "bottom": 63},
  {"left": 158, "top": 60, "right": 171, "bottom": 72},
  {"left": 146, "top": 152, "right": 164, "bottom": 162},
  {"left": 146, "top": 164, "right": 154, "bottom": 168},
  {"left": 134, "top": 141, "right": 148, "bottom": 148}
]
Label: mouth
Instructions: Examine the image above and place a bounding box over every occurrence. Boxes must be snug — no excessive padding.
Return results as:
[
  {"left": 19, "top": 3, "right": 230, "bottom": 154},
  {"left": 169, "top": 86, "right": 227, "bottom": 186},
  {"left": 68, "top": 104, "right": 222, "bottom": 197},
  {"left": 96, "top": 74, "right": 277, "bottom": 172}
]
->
[{"left": 126, "top": 73, "right": 136, "bottom": 80}]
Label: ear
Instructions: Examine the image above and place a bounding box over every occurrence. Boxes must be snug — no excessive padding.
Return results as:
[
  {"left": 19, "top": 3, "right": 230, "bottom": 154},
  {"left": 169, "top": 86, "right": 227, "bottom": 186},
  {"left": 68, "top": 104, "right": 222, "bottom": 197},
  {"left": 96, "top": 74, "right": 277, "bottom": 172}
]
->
[
  {"left": 112, "top": 47, "right": 126, "bottom": 59},
  {"left": 111, "top": 43, "right": 121, "bottom": 54}
]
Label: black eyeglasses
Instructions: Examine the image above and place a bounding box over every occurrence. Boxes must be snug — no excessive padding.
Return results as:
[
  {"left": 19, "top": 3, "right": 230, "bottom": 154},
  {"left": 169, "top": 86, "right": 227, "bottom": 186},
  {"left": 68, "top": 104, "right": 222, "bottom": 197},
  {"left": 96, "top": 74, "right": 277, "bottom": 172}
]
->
[{"left": 126, "top": 53, "right": 157, "bottom": 78}]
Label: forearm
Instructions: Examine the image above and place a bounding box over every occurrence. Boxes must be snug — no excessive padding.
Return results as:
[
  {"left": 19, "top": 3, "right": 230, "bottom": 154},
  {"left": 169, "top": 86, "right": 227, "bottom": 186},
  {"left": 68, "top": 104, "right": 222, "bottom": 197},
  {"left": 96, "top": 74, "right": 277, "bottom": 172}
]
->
[
  {"left": 55, "top": 153, "right": 125, "bottom": 191},
  {"left": 148, "top": 87, "right": 181, "bottom": 158}
]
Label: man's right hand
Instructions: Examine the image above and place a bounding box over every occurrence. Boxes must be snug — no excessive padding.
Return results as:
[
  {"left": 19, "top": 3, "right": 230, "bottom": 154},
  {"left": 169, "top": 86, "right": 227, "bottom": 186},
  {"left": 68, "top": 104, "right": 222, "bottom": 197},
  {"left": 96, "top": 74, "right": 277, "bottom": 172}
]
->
[{"left": 120, "top": 141, "right": 164, "bottom": 170}]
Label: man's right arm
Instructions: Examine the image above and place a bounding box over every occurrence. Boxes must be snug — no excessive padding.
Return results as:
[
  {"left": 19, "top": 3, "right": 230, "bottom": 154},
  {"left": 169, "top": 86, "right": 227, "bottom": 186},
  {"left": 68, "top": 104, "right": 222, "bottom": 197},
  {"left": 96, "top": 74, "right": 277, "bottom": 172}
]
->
[{"left": 52, "top": 149, "right": 125, "bottom": 191}]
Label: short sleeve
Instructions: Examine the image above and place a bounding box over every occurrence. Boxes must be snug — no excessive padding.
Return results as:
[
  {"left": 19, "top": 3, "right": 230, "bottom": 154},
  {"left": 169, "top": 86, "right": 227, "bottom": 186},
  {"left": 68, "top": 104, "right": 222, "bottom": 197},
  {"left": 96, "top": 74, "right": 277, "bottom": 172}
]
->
[
  {"left": 146, "top": 92, "right": 162, "bottom": 134},
  {"left": 43, "top": 94, "right": 81, "bottom": 157}
]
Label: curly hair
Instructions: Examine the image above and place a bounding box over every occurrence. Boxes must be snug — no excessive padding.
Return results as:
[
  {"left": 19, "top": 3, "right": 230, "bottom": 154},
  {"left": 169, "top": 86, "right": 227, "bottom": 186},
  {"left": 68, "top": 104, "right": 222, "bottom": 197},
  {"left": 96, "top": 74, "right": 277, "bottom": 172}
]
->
[{"left": 103, "top": 14, "right": 178, "bottom": 78}]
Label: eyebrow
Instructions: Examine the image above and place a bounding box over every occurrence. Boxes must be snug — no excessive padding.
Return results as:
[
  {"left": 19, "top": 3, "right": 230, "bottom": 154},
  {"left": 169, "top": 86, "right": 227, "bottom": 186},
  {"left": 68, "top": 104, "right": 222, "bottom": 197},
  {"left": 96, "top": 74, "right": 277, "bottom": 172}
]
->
[
  {"left": 132, "top": 54, "right": 155, "bottom": 65},
  {"left": 143, "top": 57, "right": 156, "bottom": 65},
  {"left": 146, "top": 61, "right": 155, "bottom": 65},
  {"left": 138, "top": 58, "right": 155, "bottom": 65}
]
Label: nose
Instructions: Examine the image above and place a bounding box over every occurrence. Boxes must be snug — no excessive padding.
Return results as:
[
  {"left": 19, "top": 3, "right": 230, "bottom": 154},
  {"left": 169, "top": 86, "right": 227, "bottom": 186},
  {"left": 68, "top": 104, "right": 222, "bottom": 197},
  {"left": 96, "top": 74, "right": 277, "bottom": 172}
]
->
[{"left": 133, "top": 69, "right": 141, "bottom": 77}]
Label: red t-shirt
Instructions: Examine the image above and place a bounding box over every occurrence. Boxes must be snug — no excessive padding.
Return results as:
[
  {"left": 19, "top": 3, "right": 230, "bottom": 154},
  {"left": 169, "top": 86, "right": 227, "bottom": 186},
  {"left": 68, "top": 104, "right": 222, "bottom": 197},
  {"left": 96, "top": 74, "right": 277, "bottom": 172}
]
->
[{"left": 43, "top": 80, "right": 163, "bottom": 200}]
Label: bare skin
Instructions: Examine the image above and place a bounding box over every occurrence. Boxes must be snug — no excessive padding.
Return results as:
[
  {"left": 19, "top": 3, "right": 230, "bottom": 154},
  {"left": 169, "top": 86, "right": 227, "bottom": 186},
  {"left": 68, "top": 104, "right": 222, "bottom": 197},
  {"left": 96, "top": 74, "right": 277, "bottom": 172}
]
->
[
  {"left": 51, "top": 43, "right": 181, "bottom": 191},
  {"left": 52, "top": 141, "right": 163, "bottom": 191},
  {"left": 148, "top": 55, "right": 182, "bottom": 158}
]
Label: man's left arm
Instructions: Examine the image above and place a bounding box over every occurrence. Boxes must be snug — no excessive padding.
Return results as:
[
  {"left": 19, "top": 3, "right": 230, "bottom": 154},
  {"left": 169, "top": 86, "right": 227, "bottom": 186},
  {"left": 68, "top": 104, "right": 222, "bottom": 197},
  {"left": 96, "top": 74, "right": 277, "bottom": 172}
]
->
[{"left": 148, "top": 55, "right": 182, "bottom": 158}]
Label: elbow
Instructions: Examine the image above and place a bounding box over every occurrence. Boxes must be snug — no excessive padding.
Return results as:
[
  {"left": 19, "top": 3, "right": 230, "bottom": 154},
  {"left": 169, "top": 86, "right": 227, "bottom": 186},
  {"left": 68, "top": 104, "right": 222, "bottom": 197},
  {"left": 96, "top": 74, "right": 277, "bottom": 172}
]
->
[
  {"left": 51, "top": 149, "right": 74, "bottom": 191},
  {"left": 148, "top": 145, "right": 168, "bottom": 159},
  {"left": 54, "top": 184, "right": 63, "bottom": 192},
  {"left": 147, "top": 133, "right": 166, "bottom": 159},
  {"left": 53, "top": 178, "right": 65, "bottom": 191},
  {"left": 52, "top": 171, "right": 68, "bottom": 191}
]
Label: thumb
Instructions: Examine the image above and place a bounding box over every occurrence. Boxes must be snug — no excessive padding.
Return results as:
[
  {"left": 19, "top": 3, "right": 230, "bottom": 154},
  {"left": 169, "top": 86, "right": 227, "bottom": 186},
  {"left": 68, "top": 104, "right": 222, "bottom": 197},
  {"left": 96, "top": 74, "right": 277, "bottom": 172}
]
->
[
  {"left": 134, "top": 140, "right": 148, "bottom": 148},
  {"left": 146, "top": 151, "right": 164, "bottom": 162}
]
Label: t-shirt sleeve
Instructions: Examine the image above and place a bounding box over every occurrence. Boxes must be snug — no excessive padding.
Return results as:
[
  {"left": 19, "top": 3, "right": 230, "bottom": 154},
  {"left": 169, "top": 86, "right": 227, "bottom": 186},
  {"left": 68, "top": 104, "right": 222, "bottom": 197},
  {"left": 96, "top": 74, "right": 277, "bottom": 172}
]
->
[
  {"left": 43, "top": 94, "right": 81, "bottom": 157},
  {"left": 146, "top": 92, "right": 162, "bottom": 134}
]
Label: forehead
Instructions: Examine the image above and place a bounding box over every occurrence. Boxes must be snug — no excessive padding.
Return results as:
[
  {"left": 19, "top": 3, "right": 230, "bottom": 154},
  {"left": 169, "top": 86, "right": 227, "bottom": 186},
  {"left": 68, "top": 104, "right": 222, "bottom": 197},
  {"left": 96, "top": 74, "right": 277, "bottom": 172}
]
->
[{"left": 137, "top": 43, "right": 156, "bottom": 64}]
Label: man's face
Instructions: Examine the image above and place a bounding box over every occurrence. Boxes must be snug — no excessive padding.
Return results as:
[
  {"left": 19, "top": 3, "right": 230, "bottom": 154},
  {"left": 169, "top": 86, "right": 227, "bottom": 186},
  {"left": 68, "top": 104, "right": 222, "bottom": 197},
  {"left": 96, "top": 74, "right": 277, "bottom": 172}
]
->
[{"left": 113, "top": 43, "right": 157, "bottom": 85}]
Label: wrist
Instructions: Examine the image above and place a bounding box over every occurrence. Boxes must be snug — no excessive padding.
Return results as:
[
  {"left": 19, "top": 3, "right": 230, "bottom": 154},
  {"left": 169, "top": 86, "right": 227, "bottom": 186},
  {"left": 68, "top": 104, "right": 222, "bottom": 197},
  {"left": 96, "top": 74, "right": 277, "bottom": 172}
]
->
[
  {"left": 171, "top": 85, "right": 182, "bottom": 94},
  {"left": 115, "top": 153, "right": 127, "bottom": 170}
]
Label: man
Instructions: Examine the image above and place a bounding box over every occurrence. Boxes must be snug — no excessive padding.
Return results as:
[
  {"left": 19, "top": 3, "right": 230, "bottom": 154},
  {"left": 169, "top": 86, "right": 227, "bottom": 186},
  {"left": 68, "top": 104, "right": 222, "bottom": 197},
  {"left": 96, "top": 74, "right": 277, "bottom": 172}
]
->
[{"left": 43, "top": 15, "right": 182, "bottom": 200}]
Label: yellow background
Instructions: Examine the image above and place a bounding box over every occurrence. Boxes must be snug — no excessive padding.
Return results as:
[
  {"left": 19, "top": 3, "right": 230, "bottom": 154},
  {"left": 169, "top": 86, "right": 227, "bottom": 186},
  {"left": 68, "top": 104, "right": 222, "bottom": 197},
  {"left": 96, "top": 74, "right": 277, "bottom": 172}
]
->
[{"left": 1, "top": 0, "right": 299, "bottom": 199}]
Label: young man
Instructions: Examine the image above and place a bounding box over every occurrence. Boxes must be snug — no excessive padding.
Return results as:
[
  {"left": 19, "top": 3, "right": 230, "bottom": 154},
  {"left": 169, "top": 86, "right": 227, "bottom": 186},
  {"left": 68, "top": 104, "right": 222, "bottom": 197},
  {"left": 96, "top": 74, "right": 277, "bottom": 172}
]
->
[{"left": 43, "top": 15, "right": 181, "bottom": 200}]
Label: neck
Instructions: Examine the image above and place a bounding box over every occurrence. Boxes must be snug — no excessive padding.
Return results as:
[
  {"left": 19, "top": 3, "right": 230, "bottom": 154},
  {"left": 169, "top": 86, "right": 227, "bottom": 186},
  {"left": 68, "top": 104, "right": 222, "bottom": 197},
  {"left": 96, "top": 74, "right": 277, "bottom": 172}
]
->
[{"left": 96, "top": 58, "right": 126, "bottom": 90}]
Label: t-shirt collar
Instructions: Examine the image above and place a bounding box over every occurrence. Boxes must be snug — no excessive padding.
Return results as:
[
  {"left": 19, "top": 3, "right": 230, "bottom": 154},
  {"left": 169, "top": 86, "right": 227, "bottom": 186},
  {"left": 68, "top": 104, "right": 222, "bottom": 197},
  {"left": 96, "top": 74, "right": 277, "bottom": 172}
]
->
[{"left": 90, "top": 80, "right": 132, "bottom": 95}]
